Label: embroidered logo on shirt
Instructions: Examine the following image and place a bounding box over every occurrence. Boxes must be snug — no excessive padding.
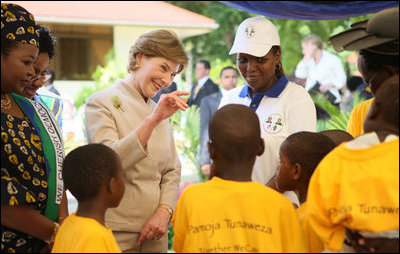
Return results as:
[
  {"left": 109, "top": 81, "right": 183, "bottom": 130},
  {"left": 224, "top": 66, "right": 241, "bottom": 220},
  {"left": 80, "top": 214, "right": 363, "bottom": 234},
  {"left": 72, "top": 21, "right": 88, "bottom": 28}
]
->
[
  {"left": 245, "top": 25, "right": 255, "bottom": 38},
  {"left": 263, "top": 113, "right": 284, "bottom": 134}
]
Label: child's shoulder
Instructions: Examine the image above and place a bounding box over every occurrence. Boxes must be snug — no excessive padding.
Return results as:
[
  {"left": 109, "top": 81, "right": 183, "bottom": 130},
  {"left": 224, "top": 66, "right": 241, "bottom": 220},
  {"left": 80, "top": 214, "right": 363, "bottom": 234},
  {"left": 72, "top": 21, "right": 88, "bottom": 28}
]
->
[
  {"left": 53, "top": 213, "right": 119, "bottom": 253},
  {"left": 62, "top": 213, "right": 109, "bottom": 235},
  {"left": 265, "top": 186, "right": 295, "bottom": 202},
  {"left": 177, "top": 181, "right": 209, "bottom": 200},
  {"left": 184, "top": 180, "right": 211, "bottom": 191},
  {"left": 249, "top": 182, "right": 297, "bottom": 208}
]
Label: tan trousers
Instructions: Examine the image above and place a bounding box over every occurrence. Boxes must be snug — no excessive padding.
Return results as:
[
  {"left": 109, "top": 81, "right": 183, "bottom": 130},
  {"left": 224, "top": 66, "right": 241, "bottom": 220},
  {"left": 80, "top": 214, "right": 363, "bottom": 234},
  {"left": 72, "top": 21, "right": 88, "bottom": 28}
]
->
[{"left": 113, "top": 231, "right": 168, "bottom": 253}]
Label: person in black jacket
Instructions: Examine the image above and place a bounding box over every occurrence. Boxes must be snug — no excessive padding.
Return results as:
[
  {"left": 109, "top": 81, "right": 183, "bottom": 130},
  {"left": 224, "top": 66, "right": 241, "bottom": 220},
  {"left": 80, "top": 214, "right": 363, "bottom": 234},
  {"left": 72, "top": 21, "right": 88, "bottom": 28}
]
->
[
  {"left": 187, "top": 60, "right": 219, "bottom": 107},
  {"left": 151, "top": 82, "right": 177, "bottom": 103},
  {"left": 199, "top": 67, "right": 239, "bottom": 176}
]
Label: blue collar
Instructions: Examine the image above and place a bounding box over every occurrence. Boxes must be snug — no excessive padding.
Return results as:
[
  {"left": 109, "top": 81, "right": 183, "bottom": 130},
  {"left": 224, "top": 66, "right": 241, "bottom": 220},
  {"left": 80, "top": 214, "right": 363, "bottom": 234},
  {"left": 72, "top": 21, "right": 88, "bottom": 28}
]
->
[{"left": 239, "top": 74, "right": 288, "bottom": 99}]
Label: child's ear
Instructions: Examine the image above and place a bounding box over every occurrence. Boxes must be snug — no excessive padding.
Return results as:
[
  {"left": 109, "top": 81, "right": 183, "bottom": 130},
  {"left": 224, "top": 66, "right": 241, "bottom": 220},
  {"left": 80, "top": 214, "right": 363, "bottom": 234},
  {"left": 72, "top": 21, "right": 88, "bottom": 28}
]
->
[
  {"left": 257, "top": 138, "right": 265, "bottom": 156},
  {"left": 107, "top": 177, "right": 117, "bottom": 194},
  {"left": 293, "top": 163, "right": 302, "bottom": 181}
]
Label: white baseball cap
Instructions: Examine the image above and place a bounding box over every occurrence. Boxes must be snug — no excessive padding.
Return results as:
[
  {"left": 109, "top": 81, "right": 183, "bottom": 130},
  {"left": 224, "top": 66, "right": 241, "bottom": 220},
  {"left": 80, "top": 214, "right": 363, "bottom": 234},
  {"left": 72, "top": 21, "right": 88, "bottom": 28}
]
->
[{"left": 229, "top": 16, "right": 280, "bottom": 57}]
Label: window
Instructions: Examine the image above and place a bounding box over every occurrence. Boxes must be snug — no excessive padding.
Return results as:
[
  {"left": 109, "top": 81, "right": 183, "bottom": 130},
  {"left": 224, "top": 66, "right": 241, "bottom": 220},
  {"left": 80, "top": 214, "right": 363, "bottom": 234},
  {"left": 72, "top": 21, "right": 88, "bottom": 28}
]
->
[
  {"left": 58, "top": 38, "right": 89, "bottom": 80},
  {"left": 46, "top": 24, "right": 113, "bottom": 80}
]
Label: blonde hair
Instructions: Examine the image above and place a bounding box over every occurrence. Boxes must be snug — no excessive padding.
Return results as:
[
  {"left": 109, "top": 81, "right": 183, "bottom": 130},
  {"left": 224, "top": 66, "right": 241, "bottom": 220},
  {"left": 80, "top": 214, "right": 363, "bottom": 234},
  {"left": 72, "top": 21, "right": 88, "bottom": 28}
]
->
[
  {"left": 127, "top": 29, "right": 188, "bottom": 73},
  {"left": 302, "top": 34, "right": 326, "bottom": 50}
]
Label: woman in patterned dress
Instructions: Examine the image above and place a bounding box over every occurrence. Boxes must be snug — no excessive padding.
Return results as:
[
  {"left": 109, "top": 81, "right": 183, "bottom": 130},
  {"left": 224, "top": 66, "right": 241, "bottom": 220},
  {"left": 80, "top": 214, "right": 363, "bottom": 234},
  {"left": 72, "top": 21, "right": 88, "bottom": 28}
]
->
[{"left": 1, "top": 3, "right": 67, "bottom": 253}]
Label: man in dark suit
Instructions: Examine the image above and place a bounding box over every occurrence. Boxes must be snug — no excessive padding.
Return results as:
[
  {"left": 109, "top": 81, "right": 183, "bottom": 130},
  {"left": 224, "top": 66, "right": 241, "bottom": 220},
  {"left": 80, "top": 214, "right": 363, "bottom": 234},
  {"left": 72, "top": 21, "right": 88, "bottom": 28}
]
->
[
  {"left": 199, "top": 66, "right": 239, "bottom": 176},
  {"left": 151, "top": 82, "right": 177, "bottom": 103},
  {"left": 187, "top": 60, "right": 219, "bottom": 107}
]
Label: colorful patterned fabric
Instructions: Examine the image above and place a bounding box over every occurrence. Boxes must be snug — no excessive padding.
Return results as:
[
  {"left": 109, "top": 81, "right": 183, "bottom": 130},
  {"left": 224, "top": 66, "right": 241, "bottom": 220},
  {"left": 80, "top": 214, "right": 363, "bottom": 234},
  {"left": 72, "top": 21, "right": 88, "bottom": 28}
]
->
[
  {"left": 1, "top": 3, "right": 40, "bottom": 47},
  {"left": 34, "top": 90, "right": 63, "bottom": 128},
  {"left": 12, "top": 93, "right": 64, "bottom": 222},
  {"left": 1, "top": 113, "right": 47, "bottom": 253},
  {"left": 1, "top": 94, "right": 64, "bottom": 253}
]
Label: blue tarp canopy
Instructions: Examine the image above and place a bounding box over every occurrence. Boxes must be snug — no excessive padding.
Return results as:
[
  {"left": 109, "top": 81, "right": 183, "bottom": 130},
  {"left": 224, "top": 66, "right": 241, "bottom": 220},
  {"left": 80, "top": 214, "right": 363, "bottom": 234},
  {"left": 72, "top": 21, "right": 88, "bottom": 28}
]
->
[{"left": 219, "top": 1, "right": 399, "bottom": 20}]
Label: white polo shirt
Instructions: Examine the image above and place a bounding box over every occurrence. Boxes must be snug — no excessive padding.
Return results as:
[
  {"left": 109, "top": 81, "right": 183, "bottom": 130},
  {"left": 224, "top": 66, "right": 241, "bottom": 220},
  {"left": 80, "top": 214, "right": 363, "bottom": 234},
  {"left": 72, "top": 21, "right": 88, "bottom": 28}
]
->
[{"left": 219, "top": 75, "right": 316, "bottom": 185}]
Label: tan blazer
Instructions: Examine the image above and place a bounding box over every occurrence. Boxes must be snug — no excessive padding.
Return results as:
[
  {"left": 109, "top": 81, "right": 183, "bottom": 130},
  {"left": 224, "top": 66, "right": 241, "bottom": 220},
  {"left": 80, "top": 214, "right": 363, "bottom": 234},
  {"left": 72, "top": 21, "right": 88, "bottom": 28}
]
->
[{"left": 85, "top": 79, "right": 181, "bottom": 232}]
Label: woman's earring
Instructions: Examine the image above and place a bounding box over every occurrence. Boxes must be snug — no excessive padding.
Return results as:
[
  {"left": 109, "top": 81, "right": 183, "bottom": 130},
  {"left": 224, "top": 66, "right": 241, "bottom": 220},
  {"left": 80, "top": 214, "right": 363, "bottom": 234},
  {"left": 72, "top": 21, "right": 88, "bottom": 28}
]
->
[
  {"left": 134, "top": 64, "right": 139, "bottom": 71},
  {"left": 275, "top": 62, "right": 282, "bottom": 76},
  {"left": 275, "top": 63, "right": 282, "bottom": 71}
]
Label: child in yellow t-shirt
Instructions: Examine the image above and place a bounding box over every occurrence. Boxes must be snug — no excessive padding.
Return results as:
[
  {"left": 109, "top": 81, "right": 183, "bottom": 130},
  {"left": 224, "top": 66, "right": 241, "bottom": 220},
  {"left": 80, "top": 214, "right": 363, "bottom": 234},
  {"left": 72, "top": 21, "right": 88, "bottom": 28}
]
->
[
  {"left": 267, "top": 130, "right": 352, "bottom": 201},
  {"left": 52, "top": 144, "right": 125, "bottom": 253},
  {"left": 171, "top": 104, "right": 308, "bottom": 253},
  {"left": 272, "top": 131, "right": 336, "bottom": 205},
  {"left": 305, "top": 76, "right": 399, "bottom": 253},
  {"left": 266, "top": 131, "right": 337, "bottom": 252}
]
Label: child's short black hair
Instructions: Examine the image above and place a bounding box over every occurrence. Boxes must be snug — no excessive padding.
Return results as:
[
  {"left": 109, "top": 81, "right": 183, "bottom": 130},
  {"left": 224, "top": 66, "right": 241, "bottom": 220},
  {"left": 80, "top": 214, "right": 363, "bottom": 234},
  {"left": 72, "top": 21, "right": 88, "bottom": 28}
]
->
[
  {"left": 209, "top": 104, "right": 260, "bottom": 162},
  {"left": 374, "top": 75, "right": 399, "bottom": 129},
  {"left": 63, "top": 143, "right": 122, "bottom": 202},
  {"left": 284, "top": 132, "right": 336, "bottom": 179},
  {"left": 320, "top": 129, "right": 354, "bottom": 146}
]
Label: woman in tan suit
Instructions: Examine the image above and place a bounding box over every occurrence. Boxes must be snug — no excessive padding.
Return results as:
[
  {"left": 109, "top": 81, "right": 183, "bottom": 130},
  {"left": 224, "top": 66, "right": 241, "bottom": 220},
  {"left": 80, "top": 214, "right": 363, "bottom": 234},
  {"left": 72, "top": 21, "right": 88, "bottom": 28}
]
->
[{"left": 85, "top": 29, "right": 189, "bottom": 253}]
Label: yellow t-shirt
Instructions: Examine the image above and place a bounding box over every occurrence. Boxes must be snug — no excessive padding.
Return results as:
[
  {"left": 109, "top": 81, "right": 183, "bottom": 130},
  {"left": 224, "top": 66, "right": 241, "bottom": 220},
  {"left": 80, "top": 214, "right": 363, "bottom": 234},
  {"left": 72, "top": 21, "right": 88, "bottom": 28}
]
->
[
  {"left": 346, "top": 98, "right": 374, "bottom": 137},
  {"left": 297, "top": 203, "right": 324, "bottom": 253},
  {"left": 171, "top": 177, "right": 308, "bottom": 253},
  {"left": 305, "top": 134, "right": 399, "bottom": 252},
  {"left": 52, "top": 213, "right": 121, "bottom": 253}
]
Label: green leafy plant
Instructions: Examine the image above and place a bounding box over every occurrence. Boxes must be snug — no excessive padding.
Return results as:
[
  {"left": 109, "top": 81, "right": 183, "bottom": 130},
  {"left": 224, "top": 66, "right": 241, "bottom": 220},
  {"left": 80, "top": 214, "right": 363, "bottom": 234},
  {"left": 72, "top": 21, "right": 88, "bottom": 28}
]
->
[
  {"left": 171, "top": 106, "right": 207, "bottom": 182},
  {"left": 74, "top": 48, "right": 127, "bottom": 110},
  {"left": 313, "top": 91, "right": 367, "bottom": 131},
  {"left": 168, "top": 225, "right": 174, "bottom": 250}
]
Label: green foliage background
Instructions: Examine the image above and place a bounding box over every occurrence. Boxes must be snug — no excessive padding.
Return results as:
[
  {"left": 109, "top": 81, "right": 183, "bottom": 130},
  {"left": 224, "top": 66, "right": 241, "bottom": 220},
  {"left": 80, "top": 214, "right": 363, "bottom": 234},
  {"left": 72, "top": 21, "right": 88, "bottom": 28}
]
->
[
  {"left": 74, "top": 49, "right": 127, "bottom": 109},
  {"left": 167, "top": 1, "right": 372, "bottom": 83},
  {"left": 313, "top": 92, "right": 366, "bottom": 132}
]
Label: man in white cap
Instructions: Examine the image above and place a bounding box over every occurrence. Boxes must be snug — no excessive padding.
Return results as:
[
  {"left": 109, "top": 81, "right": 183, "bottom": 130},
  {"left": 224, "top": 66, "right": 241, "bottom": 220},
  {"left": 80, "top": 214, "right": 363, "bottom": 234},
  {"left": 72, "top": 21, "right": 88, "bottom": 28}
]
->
[{"left": 219, "top": 16, "right": 316, "bottom": 206}]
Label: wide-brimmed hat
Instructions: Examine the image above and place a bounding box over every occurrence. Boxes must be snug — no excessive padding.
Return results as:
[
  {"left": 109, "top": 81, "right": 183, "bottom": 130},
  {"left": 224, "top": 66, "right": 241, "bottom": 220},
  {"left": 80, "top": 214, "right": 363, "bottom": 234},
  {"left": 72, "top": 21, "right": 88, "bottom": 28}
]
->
[
  {"left": 229, "top": 16, "right": 280, "bottom": 57},
  {"left": 329, "top": 7, "right": 398, "bottom": 55}
]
